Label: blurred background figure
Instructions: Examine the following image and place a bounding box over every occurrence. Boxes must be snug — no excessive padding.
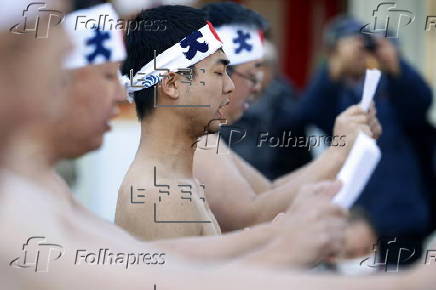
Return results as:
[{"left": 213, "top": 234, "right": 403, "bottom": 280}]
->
[
  {"left": 221, "top": 35, "right": 313, "bottom": 180},
  {"left": 324, "top": 209, "right": 378, "bottom": 276},
  {"left": 296, "top": 15, "right": 435, "bottom": 267}
]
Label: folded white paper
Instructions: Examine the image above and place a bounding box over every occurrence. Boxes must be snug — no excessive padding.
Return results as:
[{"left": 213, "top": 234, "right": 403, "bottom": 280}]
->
[
  {"left": 332, "top": 132, "right": 381, "bottom": 209},
  {"left": 359, "top": 69, "right": 381, "bottom": 111}
]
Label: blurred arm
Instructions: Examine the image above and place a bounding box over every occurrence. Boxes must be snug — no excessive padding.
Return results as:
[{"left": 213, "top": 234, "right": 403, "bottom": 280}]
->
[
  {"left": 194, "top": 136, "right": 346, "bottom": 232},
  {"left": 386, "top": 59, "right": 433, "bottom": 128}
]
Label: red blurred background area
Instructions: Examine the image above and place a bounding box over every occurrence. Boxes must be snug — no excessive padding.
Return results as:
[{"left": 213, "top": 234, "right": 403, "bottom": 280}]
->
[{"left": 201, "top": 0, "right": 346, "bottom": 90}]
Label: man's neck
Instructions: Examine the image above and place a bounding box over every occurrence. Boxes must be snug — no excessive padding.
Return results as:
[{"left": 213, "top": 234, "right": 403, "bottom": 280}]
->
[
  {"left": 136, "top": 112, "right": 198, "bottom": 179},
  {"left": 3, "top": 127, "right": 67, "bottom": 194}
]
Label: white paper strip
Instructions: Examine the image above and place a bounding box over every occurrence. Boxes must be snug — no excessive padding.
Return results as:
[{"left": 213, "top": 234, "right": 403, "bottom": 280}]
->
[
  {"left": 332, "top": 132, "right": 381, "bottom": 209},
  {"left": 359, "top": 69, "right": 381, "bottom": 111}
]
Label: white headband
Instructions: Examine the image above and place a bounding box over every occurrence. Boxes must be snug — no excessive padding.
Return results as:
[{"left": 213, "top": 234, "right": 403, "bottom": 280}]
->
[
  {"left": 216, "top": 25, "right": 264, "bottom": 66},
  {"left": 63, "top": 3, "right": 126, "bottom": 70},
  {"left": 122, "top": 21, "right": 222, "bottom": 99}
]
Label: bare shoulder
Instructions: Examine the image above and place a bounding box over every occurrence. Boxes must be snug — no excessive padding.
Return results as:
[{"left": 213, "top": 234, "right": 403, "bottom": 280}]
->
[
  {"left": 116, "top": 166, "right": 209, "bottom": 241},
  {"left": 0, "top": 174, "right": 73, "bottom": 257},
  {"left": 193, "top": 134, "right": 236, "bottom": 179}
]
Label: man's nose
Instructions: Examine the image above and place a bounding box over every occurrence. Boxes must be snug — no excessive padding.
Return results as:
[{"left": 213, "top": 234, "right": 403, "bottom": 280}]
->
[
  {"left": 252, "top": 80, "right": 262, "bottom": 95},
  {"left": 224, "top": 74, "right": 235, "bottom": 94},
  {"left": 252, "top": 70, "right": 264, "bottom": 94}
]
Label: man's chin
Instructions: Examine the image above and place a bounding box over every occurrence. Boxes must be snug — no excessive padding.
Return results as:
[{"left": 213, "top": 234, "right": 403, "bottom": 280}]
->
[
  {"left": 205, "top": 118, "right": 227, "bottom": 134},
  {"left": 228, "top": 112, "right": 244, "bottom": 125},
  {"left": 76, "top": 136, "right": 103, "bottom": 157},
  {"left": 206, "top": 124, "right": 221, "bottom": 134},
  {"left": 350, "top": 68, "right": 366, "bottom": 80}
]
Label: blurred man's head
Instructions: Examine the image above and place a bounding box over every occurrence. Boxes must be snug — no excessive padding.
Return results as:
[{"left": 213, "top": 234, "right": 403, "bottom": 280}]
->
[
  {"left": 259, "top": 40, "right": 278, "bottom": 95},
  {"left": 324, "top": 16, "right": 373, "bottom": 80},
  {"left": 52, "top": 3, "right": 126, "bottom": 158},
  {"left": 0, "top": 0, "right": 71, "bottom": 157},
  {"left": 203, "top": 2, "right": 268, "bottom": 123},
  {"left": 57, "top": 63, "right": 125, "bottom": 158},
  {"left": 123, "top": 5, "right": 234, "bottom": 135}
]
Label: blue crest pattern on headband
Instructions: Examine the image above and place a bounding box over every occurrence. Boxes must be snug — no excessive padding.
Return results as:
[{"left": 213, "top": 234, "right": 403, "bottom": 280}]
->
[
  {"left": 180, "top": 30, "right": 209, "bottom": 60},
  {"left": 86, "top": 27, "right": 112, "bottom": 63},
  {"left": 233, "top": 30, "right": 252, "bottom": 54}
]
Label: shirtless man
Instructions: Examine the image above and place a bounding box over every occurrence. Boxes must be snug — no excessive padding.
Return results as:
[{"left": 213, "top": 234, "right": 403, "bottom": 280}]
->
[
  {"left": 3, "top": 1, "right": 347, "bottom": 269},
  {"left": 0, "top": 0, "right": 71, "bottom": 185},
  {"left": 0, "top": 2, "right": 435, "bottom": 290},
  {"left": 115, "top": 6, "right": 351, "bottom": 266},
  {"left": 193, "top": 2, "right": 383, "bottom": 232}
]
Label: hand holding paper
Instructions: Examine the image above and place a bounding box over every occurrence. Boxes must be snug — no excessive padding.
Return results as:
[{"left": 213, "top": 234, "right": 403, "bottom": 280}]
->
[{"left": 333, "top": 69, "right": 382, "bottom": 208}]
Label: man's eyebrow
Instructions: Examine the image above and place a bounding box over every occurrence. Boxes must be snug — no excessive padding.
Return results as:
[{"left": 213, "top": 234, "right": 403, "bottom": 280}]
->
[{"left": 216, "top": 59, "right": 230, "bottom": 66}]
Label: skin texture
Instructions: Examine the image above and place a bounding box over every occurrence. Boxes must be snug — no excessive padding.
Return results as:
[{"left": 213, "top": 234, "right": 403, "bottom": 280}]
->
[
  {"left": 193, "top": 55, "right": 382, "bottom": 232},
  {"left": 221, "top": 60, "right": 263, "bottom": 123},
  {"left": 116, "top": 50, "right": 234, "bottom": 240},
  {"left": 373, "top": 37, "right": 400, "bottom": 76},
  {"left": 0, "top": 170, "right": 431, "bottom": 289},
  {"left": 3, "top": 64, "right": 125, "bottom": 194},
  {"left": 328, "top": 35, "right": 400, "bottom": 81},
  {"left": 115, "top": 47, "right": 351, "bottom": 267},
  {"left": 329, "top": 35, "right": 369, "bottom": 81},
  {"left": 0, "top": 7, "right": 434, "bottom": 288},
  {"left": 2, "top": 42, "right": 347, "bottom": 272},
  {"left": 52, "top": 63, "right": 126, "bottom": 158},
  {"left": 0, "top": 0, "right": 72, "bottom": 192},
  {"left": 340, "top": 219, "right": 377, "bottom": 259},
  {"left": 0, "top": 5, "right": 71, "bottom": 160},
  {"left": 0, "top": 28, "right": 352, "bottom": 268}
]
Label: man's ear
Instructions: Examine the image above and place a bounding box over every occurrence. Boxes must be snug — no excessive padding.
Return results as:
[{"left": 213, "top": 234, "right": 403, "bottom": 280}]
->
[{"left": 161, "top": 72, "right": 180, "bottom": 100}]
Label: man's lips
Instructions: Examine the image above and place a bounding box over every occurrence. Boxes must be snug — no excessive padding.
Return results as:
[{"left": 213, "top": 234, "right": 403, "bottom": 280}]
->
[
  {"left": 216, "top": 99, "right": 229, "bottom": 119},
  {"left": 216, "top": 107, "right": 224, "bottom": 119},
  {"left": 104, "top": 106, "right": 120, "bottom": 131},
  {"left": 112, "top": 105, "right": 120, "bottom": 118}
]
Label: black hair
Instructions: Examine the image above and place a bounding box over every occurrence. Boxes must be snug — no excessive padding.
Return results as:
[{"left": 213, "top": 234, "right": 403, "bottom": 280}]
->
[
  {"left": 202, "top": 2, "right": 268, "bottom": 31},
  {"left": 324, "top": 15, "right": 400, "bottom": 55},
  {"left": 324, "top": 15, "right": 365, "bottom": 51},
  {"left": 122, "top": 5, "right": 208, "bottom": 120},
  {"left": 72, "top": 0, "right": 107, "bottom": 10}
]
